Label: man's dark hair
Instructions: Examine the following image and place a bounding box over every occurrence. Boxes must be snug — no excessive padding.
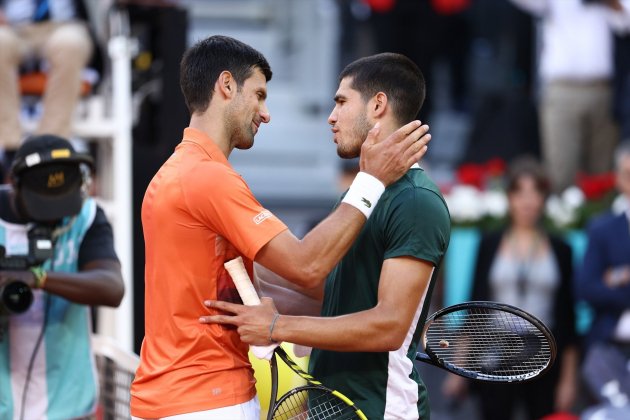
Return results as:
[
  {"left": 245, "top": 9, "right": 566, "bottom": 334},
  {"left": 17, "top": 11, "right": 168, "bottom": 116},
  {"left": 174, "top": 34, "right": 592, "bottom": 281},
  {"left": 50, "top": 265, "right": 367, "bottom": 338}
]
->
[
  {"left": 180, "top": 35, "right": 272, "bottom": 114},
  {"left": 339, "top": 53, "right": 425, "bottom": 125}
]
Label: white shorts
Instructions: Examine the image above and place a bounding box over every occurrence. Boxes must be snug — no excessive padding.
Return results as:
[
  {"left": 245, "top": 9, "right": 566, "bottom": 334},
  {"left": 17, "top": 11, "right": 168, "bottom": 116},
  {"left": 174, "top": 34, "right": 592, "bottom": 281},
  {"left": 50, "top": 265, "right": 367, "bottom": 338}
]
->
[{"left": 131, "top": 395, "right": 260, "bottom": 420}]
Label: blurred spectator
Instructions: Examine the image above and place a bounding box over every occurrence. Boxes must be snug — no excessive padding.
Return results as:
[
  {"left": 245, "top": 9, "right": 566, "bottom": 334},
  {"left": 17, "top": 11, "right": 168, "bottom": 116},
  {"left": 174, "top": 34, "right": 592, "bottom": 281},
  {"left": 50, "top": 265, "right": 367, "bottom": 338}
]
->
[
  {"left": 508, "top": 0, "right": 630, "bottom": 192},
  {"left": 443, "top": 156, "right": 579, "bottom": 419},
  {"left": 576, "top": 141, "right": 630, "bottom": 410},
  {"left": 364, "top": 0, "right": 471, "bottom": 119},
  {"left": 0, "top": 0, "right": 95, "bottom": 153}
]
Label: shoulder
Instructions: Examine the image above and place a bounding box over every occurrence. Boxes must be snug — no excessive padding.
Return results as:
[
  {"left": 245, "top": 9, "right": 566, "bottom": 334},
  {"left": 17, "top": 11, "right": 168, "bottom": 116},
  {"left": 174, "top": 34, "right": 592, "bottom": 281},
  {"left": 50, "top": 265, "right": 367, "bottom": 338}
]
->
[
  {"left": 184, "top": 159, "right": 243, "bottom": 186},
  {"left": 586, "top": 211, "right": 622, "bottom": 235},
  {"left": 180, "top": 160, "right": 250, "bottom": 203},
  {"left": 388, "top": 170, "right": 448, "bottom": 213},
  {"left": 91, "top": 205, "right": 112, "bottom": 229}
]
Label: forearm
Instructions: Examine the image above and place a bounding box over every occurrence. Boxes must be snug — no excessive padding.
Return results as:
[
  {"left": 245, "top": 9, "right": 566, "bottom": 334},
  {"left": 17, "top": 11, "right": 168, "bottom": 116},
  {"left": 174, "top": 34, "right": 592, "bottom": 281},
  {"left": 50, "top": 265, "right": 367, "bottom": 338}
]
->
[
  {"left": 295, "top": 204, "right": 367, "bottom": 279},
  {"left": 257, "top": 204, "right": 368, "bottom": 288},
  {"left": 43, "top": 260, "right": 124, "bottom": 307},
  {"left": 579, "top": 280, "right": 630, "bottom": 311},
  {"left": 272, "top": 310, "right": 402, "bottom": 352}
]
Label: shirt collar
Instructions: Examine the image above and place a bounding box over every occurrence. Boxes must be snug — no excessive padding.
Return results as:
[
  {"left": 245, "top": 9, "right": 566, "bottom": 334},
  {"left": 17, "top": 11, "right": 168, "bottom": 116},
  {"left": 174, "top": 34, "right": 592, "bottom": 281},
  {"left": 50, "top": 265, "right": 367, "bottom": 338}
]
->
[{"left": 181, "top": 127, "right": 230, "bottom": 166}]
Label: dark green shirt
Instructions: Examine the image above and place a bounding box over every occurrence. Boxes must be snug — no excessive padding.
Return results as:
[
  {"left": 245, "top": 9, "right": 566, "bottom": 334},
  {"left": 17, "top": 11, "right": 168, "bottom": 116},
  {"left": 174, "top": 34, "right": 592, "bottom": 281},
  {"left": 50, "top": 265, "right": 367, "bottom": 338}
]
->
[{"left": 309, "top": 168, "right": 451, "bottom": 419}]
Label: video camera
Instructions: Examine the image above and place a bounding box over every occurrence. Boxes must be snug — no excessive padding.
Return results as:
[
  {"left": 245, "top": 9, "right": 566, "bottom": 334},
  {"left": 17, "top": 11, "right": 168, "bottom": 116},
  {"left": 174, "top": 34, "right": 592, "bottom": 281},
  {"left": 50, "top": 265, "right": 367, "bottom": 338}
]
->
[{"left": 0, "top": 226, "right": 54, "bottom": 314}]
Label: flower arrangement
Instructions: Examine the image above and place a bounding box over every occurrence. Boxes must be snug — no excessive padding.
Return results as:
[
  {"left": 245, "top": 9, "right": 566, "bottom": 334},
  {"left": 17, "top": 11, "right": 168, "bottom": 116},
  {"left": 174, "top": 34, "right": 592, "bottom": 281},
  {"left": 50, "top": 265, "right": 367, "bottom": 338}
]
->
[{"left": 443, "top": 158, "right": 626, "bottom": 232}]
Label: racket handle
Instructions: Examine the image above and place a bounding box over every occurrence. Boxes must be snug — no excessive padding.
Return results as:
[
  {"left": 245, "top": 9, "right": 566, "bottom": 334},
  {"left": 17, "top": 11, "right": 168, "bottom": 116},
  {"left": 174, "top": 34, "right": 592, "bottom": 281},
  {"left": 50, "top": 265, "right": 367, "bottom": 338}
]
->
[{"left": 224, "top": 257, "right": 278, "bottom": 360}]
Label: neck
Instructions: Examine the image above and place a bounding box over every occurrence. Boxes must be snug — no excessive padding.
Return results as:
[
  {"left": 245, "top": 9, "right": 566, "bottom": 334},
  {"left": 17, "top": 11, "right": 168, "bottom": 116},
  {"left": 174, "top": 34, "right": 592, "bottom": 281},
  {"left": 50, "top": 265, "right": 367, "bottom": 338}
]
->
[
  {"left": 373, "top": 119, "right": 399, "bottom": 142},
  {"left": 189, "top": 110, "right": 231, "bottom": 158},
  {"left": 510, "top": 224, "right": 540, "bottom": 238}
]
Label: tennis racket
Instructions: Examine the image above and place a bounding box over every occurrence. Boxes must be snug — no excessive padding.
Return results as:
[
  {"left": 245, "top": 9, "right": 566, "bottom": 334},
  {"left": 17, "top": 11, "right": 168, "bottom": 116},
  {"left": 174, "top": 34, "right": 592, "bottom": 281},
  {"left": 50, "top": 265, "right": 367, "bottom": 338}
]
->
[
  {"left": 415, "top": 301, "right": 557, "bottom": 382},
  {"left": 224, "top": 257, "right": 367, "bottom": 420}
]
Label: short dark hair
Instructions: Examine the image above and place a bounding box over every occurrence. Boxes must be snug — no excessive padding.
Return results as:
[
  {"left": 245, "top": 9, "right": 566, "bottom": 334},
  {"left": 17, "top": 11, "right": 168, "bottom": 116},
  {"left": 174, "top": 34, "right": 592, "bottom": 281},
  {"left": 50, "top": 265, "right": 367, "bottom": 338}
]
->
[
  {"left": 339, "top": 53, "right": 425, "bottom": 125},
  {"left": 506, "top": 156, "right": 551, "bottom": 198},
  {"left": 180, "top": 35, "right": 272, "bottom": 114}
]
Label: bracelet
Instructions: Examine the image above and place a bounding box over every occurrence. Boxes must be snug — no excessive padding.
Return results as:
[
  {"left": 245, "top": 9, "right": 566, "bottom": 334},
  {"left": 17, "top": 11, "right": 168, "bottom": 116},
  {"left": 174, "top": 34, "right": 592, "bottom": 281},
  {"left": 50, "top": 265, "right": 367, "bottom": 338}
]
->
[
  {"left": 30, "top": 266, "right": 48, "bottom": 289},
  {"left": 341, "top": 171, "right": 386, "bottom": 219},
  {"left": 269, "top": 313, "right": 280, "bottom": 344}
]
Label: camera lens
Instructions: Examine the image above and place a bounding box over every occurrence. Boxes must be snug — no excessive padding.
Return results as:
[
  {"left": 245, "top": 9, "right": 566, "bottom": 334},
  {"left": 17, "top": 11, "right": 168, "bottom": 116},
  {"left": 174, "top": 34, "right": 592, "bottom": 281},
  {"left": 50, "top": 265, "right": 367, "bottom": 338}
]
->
[{"left": 1, "top": 281, "right": 34, "bottom": 314}]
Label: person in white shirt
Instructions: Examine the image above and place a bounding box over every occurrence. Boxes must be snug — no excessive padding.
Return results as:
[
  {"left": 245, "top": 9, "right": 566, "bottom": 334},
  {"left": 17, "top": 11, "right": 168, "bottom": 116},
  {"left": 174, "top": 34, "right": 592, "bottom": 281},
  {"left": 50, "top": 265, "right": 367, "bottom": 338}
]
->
[{"left": 509, "top": 0, "right": 630, "bottom": 191}]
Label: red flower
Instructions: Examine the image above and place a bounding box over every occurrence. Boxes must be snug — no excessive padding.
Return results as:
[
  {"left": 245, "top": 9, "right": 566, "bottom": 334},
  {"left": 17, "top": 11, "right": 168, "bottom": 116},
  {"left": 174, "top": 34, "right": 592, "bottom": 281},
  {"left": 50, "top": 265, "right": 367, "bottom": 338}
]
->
[
  {"left": 456, "top": 158, "right": 506, "bottom": 189},
  {"left": 456, "top": 163, "right": 485, "bottom": 188},
  {"left": 361, "top": 0, "right": 396, "bottom": 13},
  {"left": 577, "top": 172, "right": 616, "bottom": 200},
  {"left": 484, "top": 158, "right": 506, "bottom": 178}
]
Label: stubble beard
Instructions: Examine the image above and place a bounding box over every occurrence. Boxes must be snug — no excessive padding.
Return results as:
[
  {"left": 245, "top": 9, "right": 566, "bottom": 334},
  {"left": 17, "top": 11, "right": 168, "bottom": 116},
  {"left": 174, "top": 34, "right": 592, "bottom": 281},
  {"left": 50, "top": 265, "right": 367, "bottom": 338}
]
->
[
  {"left": 337, "top": 112, "right": 371, "bottom": 159},
  {"left": 226, "top": 98, "right": 255, "bottom": 150}
]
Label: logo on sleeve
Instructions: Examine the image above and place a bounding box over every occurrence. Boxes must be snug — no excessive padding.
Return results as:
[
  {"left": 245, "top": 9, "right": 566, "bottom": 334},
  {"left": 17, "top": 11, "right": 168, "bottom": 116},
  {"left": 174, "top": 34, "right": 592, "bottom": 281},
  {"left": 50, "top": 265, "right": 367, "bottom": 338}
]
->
[
  {"left": 253, "top": 210, "right": 273, "bottom": 225},
  {"left": 361, "top": 197, "right": 372, "bottom": 208}
]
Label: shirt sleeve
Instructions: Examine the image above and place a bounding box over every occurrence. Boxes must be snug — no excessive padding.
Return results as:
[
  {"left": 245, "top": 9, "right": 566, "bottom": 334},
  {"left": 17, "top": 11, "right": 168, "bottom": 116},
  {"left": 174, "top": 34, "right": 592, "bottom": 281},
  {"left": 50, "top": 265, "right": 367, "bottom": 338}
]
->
[
  {"left": 78, "top": 206, "right": 119, "bottom": 268},
  {"left": 183, "top": 163, "right": 288, "bottom": 260},
  {"left": 382, "top": 188, "right": 451, "bottom": 265}
]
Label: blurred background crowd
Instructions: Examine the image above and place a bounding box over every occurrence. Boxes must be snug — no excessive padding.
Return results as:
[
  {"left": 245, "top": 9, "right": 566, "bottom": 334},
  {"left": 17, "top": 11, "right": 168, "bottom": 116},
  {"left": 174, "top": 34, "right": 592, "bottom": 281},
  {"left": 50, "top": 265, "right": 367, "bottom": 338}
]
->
[{"left": 1, "top": 0, "right": 630, "bottom": 419}]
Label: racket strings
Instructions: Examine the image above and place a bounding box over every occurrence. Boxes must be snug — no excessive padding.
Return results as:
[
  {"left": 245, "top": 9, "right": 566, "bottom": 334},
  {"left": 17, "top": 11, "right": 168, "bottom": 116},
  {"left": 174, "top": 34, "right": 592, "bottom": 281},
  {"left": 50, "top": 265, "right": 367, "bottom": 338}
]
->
[
  {"left": 425, "top": 308, "right": 552, "bottom": 380},
  {"left": 272, "top": 388, "right": 361, "bottom": 420}
]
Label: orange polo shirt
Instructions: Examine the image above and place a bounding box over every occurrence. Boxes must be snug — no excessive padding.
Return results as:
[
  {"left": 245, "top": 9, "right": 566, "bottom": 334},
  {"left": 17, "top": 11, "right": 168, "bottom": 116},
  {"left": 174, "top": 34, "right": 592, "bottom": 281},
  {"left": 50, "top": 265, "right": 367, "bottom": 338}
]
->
[{"left": 130, "top": 128, "right": 288, "bottom": 418}]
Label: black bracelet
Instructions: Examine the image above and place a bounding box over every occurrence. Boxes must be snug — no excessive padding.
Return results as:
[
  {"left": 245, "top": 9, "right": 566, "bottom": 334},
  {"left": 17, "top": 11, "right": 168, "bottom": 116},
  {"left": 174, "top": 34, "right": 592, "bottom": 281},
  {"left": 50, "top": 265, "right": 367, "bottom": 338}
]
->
[{"left": 269, "top": 312, "right": 280, "bottom": 344}]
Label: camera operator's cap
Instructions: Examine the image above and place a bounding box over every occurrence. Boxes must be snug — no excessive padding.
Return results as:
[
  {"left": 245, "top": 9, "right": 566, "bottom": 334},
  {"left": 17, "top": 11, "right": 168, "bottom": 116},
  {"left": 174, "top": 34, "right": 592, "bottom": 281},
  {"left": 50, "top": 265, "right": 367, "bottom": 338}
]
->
[{"left": 11, "top": 134, "right": 94, "bottom": 222}]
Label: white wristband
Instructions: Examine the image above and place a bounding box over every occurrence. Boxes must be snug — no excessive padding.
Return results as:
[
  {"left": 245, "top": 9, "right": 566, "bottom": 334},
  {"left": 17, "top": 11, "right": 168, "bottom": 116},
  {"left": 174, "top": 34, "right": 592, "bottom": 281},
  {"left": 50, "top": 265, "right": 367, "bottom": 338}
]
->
[{"left": 342, "top": 171, "right": 385, "bottom": 219}]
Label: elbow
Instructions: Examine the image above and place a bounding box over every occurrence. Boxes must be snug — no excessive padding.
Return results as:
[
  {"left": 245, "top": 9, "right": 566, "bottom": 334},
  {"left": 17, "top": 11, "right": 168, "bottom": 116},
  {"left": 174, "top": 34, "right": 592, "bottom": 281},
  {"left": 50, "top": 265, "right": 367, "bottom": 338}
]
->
[
  {"left": 380, "top": 332, "right": 407, "bottom": 352},
  {"left": 112, "top": 284, "right": 125, "bottom": 307},
  {"left": 371, "top": 320, "right": 408, "bottom": 352},
  {"left": 284, "top": 262, "right": 328, "bottom": 289},
  {"left": 105, "top": 275, "right": 125, "bottom": 307}
]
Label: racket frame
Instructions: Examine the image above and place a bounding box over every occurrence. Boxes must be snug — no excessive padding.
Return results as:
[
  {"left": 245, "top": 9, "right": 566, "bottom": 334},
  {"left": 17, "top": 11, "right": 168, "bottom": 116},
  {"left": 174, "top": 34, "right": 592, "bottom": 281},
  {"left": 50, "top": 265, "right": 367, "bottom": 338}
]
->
[
  {"left": 417, "top": 301, "right": 557, "bottom": 382},
  {"left": 266, "top": 345, "right": 367, "bottom": 420}
]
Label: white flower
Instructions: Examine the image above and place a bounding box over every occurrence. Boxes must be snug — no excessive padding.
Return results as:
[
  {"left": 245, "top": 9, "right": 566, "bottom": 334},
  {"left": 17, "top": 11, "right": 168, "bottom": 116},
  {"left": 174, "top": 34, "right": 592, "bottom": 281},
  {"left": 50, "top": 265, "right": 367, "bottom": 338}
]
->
[
  {"left": 561, "top": 186, "right": 585, "bottom": 211},
  {"left": 445, "top": 185, "right": 484, "bottom": 223},
  {"left": 482, "top": 190, "right": 508, "bottom": 218},
  {"left": 545, "top": 194, "right": 577, "bottom": 228}
]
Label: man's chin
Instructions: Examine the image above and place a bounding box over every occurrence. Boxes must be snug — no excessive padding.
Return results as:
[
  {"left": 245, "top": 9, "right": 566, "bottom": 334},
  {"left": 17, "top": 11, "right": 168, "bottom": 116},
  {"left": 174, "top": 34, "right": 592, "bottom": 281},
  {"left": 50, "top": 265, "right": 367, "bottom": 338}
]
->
[
  {"left": 337, "top": 148, "right": 360, "bottom": 159},
  {"left": 234, "top": 136, "right": 255, "bottom": 150},
  {"left": 235, "top": 143, "right": 254, "bottom": 150}
]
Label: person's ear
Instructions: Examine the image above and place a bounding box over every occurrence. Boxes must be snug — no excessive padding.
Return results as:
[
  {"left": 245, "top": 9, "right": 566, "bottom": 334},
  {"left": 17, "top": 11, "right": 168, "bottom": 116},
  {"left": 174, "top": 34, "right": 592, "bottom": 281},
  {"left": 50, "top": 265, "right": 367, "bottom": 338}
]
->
[
  {"left": 371, "top": 92, "right": 388, "bottom": 118},
  {"left": 217, "top": 71, "right": 235, "bottom": 98}
]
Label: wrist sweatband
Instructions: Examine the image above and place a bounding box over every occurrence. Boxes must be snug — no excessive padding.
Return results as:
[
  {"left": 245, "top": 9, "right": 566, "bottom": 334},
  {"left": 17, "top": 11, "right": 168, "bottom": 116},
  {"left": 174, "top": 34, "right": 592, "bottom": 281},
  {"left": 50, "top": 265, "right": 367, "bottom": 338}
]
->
[
  {"left": 342, "top": 171, "right": 386, "bottom": 218},
  {"left": 31, "top": 266, "right": 48, "bottom": 289},
  {"left": 269, "top": 313, "right": 280, "bottom": 344}
]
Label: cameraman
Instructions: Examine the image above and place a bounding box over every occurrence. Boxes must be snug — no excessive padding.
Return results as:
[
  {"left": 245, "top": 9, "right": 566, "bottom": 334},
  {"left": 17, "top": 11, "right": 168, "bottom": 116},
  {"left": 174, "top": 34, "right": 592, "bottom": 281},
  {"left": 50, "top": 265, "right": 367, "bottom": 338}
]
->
[{"left": 0, "top": 134, "right": 124, "bottom": 419}]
